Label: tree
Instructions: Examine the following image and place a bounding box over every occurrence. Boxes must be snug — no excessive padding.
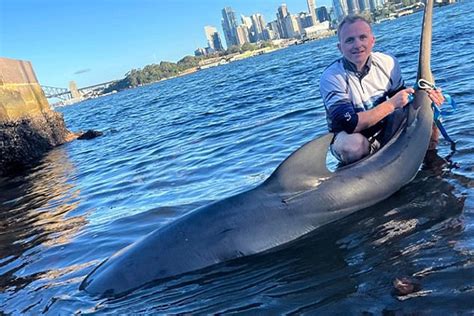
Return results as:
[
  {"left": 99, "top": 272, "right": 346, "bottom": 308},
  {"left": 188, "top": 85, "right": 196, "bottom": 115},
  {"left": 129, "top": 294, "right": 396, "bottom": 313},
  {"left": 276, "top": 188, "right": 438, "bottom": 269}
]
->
[
  {"left": 177, "top": 55, "right": 202, "bottom": 71},
  {"left": 241, "top": 42, "right": 257, "bottom": 52},
  {"left": 103, "top": 48, "right": 236, "bottom": 93},
  {"left": 225, "top": 45, "right": 240, "bottom": 55}
]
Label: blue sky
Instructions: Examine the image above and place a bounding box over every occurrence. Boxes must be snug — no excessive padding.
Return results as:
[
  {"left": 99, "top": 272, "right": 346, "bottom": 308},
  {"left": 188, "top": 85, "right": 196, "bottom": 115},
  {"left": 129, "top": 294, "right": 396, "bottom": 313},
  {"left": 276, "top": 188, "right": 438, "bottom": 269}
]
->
[{"left": 1, "top": 0, "right": 332, "bottom": 88}]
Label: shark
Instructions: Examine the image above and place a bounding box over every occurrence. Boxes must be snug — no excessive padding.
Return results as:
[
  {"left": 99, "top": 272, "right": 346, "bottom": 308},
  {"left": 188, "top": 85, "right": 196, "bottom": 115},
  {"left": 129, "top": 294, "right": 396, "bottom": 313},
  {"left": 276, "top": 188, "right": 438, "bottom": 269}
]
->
[{"left": 80, "top": 0, "right": 436, "bottom": 297}]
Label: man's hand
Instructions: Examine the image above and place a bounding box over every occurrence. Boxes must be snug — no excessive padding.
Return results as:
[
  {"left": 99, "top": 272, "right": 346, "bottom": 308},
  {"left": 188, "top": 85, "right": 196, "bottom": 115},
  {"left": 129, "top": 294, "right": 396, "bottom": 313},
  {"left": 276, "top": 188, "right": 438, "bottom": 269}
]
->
[
  {"left": 427, "top": 88, "right": 445, "bottom": 107},
  {"left": 388, "top": 87, "right": 416, "bottom": 110},
  {"left": 354, "top": 87, "right": 415, "bottom": 132}
]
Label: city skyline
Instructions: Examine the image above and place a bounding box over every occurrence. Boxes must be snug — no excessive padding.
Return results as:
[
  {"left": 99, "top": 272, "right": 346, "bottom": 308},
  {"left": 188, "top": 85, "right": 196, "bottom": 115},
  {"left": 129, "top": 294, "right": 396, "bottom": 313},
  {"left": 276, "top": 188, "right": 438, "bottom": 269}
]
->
[
  {"left": 198, "top": 0, "right": 332, "bottom": 55},
  {"left": 1, "top": 0, "right": 332, "bottom": 89},
  {"left": 194, "top": 0, "right": 389, "bottom": 61}
]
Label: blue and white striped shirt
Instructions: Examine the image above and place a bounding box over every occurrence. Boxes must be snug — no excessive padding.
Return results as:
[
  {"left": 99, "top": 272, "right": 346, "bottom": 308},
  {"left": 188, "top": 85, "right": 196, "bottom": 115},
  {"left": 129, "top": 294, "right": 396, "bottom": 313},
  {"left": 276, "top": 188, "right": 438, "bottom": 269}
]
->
[{"left": 319, "top": 52, "right": 404, "bottom": 136}]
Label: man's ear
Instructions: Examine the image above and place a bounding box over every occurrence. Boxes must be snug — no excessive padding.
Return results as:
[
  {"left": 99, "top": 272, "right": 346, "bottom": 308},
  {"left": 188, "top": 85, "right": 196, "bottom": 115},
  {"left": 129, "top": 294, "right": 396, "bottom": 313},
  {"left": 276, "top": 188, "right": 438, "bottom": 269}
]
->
[{"left": 337, "top": 42, "right": 341, "bottom": 52}]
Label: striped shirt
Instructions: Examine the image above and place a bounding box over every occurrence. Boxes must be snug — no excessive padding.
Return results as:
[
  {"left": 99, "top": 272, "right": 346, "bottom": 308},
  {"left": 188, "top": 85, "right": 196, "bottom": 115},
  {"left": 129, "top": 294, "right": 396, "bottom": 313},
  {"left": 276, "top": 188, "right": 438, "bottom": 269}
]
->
[{"left": 319, "top": 52, "right": 405, "bottom": 136}]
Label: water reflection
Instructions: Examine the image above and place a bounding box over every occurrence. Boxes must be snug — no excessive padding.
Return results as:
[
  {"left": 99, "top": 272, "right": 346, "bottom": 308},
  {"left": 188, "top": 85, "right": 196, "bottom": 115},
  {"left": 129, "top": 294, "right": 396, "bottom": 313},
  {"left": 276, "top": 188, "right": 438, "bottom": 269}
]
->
[
  {"left": 1, "top": 3, "right": 472, "bottom": 313},
  {"left": 0, "top": 147, "right": 87, "bottom": 293}
]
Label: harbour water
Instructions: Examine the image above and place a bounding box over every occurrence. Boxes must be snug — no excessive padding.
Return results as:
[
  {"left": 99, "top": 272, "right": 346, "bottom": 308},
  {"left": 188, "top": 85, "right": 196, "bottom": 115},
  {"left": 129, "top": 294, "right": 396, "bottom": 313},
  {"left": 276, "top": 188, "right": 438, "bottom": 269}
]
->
[{"left": 1, "top": 2, "right": 473, "bottom": 314}]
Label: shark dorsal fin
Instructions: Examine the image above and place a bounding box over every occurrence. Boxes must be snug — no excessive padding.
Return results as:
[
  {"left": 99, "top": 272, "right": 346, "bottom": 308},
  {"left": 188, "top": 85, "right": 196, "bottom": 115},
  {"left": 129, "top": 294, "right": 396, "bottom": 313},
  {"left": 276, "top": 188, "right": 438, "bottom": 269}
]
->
[{"left": 264, "top": 133, "right": 333, "bottom": 193}]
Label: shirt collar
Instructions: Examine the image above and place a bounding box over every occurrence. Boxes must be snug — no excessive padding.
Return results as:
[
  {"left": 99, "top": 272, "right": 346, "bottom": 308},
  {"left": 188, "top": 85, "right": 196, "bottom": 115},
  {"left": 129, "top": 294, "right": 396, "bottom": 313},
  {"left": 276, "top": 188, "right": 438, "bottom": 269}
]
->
[{"left": 342, "top": 55, "right": 372, "bottom": 78}]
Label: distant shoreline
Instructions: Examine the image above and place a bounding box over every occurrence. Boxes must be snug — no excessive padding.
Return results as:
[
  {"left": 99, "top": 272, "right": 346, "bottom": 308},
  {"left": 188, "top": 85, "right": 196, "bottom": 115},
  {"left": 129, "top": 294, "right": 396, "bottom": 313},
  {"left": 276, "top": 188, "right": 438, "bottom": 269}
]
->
[{"left": 130, "top": 31, "right": 337, "bottom": 87}]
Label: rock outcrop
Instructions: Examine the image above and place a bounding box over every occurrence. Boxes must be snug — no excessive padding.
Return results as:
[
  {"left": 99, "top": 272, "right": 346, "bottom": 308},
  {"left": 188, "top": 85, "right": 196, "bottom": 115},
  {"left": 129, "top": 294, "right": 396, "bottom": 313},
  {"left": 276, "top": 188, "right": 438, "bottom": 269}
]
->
[{"left": 0, "top": 57, "right": 76, "bottom": 176}]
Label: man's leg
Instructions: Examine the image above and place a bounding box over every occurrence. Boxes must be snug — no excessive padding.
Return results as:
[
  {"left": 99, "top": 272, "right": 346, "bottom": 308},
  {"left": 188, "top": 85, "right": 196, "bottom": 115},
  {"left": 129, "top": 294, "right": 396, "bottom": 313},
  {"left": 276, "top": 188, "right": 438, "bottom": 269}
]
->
[{"left": 331, "top": 131, "right": 370, "bottom": 164}]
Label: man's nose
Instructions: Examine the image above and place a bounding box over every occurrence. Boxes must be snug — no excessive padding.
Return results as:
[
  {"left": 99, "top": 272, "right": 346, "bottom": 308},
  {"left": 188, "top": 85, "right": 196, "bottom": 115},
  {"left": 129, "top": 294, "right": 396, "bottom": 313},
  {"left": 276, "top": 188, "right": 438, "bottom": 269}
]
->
[{"left": 353, "top": 38, "right": 363, "bottom": 47}]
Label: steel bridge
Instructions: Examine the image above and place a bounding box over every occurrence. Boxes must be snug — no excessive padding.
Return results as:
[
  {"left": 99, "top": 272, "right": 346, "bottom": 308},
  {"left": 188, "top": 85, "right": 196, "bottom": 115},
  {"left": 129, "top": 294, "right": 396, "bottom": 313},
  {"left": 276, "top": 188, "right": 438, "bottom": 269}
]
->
[
  {"left": 41, "top": 80, "right": 118, "bottom": 101},
  {"left": 42, "top": 86, "right": 72, "bottom": 100}
]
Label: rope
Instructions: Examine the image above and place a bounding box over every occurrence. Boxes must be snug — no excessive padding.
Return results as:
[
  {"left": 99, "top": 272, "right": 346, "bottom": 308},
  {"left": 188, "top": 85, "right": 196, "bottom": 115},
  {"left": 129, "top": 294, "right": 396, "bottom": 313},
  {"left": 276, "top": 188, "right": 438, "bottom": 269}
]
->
[{"left": 410, "top": 78, "right": 457, "bottom": 151}]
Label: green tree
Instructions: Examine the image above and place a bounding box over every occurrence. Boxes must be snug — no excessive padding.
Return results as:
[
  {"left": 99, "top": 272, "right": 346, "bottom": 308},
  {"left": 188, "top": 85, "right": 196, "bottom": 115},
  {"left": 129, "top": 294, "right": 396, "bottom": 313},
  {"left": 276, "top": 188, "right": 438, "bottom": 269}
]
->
[
  {"left": 241, "top": 42, "right": 257, "bottom": 52},
  {"left": 225, "top": 45, "right": 240, "bottom": 55},
  {"left": 177, "top": 55, "right": 202, "bottom": 71}
]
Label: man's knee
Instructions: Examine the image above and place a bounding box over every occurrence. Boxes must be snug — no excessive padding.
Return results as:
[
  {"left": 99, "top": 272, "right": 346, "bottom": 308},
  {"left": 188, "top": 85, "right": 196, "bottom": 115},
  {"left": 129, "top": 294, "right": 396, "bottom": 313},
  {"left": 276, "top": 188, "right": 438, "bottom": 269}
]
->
[{"left": 332, "top": 132, "right": 370, "bottom": 164}]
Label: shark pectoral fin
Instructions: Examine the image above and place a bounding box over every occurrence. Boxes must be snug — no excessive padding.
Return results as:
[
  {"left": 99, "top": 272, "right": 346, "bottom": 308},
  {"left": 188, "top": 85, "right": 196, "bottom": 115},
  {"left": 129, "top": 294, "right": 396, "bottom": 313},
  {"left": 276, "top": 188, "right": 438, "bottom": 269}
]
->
[{"left": 264, "top": 133, "right": 334, "bottom": 192}]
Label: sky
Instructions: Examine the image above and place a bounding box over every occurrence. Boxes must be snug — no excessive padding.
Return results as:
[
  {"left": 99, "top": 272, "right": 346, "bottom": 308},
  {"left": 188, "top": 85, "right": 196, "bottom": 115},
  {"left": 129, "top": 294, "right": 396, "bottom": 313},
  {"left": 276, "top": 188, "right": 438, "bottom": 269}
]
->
[{"left": 1, "top": 0, "right": 333, "bottom": 89}]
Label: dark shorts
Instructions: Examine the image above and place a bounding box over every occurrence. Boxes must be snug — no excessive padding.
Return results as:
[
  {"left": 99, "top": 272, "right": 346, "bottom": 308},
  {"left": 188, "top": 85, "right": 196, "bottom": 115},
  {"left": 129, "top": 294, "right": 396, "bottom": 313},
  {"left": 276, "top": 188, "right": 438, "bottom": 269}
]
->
[
  {"left": 330, "top": 132, "right": 382, "bottom": 163},
  {"left": 330, "top": 108, "right": 407, "bottom": 163}
]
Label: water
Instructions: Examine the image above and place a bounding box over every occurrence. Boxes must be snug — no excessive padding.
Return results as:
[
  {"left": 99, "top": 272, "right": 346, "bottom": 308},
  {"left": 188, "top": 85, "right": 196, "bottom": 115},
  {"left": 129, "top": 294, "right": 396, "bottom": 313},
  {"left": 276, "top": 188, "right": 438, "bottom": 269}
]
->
[{"left": 1, "top": 3, "right": 473, "bottom": 314}]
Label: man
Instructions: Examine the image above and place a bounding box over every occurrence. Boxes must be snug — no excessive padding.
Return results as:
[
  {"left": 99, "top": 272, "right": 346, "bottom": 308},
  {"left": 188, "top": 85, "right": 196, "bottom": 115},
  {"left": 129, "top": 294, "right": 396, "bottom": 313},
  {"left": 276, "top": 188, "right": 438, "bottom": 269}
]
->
[{"left": 320, "top": 15, "right": 444, "bottom": 165}]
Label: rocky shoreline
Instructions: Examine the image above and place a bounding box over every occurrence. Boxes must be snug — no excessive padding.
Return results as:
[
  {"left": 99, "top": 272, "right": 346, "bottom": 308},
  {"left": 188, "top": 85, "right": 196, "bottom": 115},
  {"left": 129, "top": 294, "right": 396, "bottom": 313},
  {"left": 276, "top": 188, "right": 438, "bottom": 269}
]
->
[
  {"left": 0, "top": 111, "right": 76, "bottom": 176},
  {"left": 0, "top": 57, "right": 91, "bottom": 177}
]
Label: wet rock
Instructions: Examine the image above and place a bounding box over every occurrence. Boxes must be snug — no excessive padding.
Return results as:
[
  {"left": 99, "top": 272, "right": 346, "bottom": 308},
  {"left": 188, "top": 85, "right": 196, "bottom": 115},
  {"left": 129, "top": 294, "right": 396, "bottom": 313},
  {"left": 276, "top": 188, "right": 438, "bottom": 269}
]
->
[
  {"left": 77, "top": 130, "right": 103, "bottom": 140},
  {"left": 0, "top": 112, "right": 74, "bottom": 176},
  {"left": 0, "top": 57, "right": 76, "bottom": 177}
]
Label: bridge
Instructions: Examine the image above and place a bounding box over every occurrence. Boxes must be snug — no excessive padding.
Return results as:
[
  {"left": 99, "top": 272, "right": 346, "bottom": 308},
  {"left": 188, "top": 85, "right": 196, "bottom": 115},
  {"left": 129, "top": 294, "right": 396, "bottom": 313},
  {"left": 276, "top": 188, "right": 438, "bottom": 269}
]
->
[
  {"left": 41, "top": 80, "right": 119, "bottom": 101},
  {"left": 41, "top": 86, "right": 72, "bottom": 100}
]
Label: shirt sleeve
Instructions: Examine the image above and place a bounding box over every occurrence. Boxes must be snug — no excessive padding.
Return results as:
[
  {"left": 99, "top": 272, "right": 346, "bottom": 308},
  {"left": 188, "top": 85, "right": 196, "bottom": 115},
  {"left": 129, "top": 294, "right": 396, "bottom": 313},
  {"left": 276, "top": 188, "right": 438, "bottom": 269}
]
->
[{"left": 320, "top": 70, "right": 359, "bottom": 134}]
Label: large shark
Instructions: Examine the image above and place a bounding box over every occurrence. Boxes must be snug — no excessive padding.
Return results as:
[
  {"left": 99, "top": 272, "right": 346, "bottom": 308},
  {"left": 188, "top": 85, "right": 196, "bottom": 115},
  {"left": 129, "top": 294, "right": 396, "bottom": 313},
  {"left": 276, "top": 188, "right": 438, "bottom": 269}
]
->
[{"left": 80, "top": 0, "right": 436, "bottom": 297}]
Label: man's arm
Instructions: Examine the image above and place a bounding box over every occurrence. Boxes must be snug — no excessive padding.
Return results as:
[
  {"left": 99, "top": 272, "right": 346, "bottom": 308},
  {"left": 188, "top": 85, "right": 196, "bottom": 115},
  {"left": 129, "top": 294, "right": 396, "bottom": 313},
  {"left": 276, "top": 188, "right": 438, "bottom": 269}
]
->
[
  {"left": 353, "top": 54, "right": 410, "bottom": 132},
  {"left": 320, "top": 70, "right": 358, "bottom": 133},
  {"left": 354, "top": 87, "right": 415, "bottom": 132},
  {"left": 427, "top": 88, "right": 445, "bottom": 150}
]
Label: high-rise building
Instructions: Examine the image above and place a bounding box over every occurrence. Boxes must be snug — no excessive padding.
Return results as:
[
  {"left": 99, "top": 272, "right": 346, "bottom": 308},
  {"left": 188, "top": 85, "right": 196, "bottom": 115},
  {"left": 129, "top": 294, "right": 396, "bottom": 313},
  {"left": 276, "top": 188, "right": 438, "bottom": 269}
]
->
[
  {"left": 358, "top": 0, "right": 370, "bottom": 12},
  {"left": 346, "top": 0, "right": 360, "bottom": 14},
  {"left": 276, "top": 4, "right": 290, "bottom": 38},
  {"left": 221, "top": 7, "right": 239, "bottom": 48},
  {"left": 369, "top": 0, "right": 378, "bottom": 11},
  {"left": 332, "top": 0, "right": 347, "bottom": 22},
  {"left": 241, "top": 15, "right": 253, "bottom": 29},
  {"left": 317, "top": 6, "right": 330, "bottom": 22},
  {"left": 235, "top": 25, "right": 250, "bottom": 46},
  {"left": 262, "top": 28, "right": 273, "bottom": 41},
  {"left": 251, "top": 14, "right": 266, "bottom": 41},
  {"left": 298, "top": 12, "right": 313, "bottom": 29},
  {"left": 267, "top": 21, "right": 281, "bottom": 39},
  {"left": 240, "top": 15, "right": 254, "bottom": 42},
  {"left": 204, "top": 26, "right": 224, "bottom": 52},
  {"left": 284, "top": 14, "right": 302, "bottom": 38},
  {"left": 307, "top": 0, "right": 318, "bottom": 26},
  {"left": 278, "top": 4, "right": 289, "bottom": 19},
  {"left": 211, "top": 33, "right": 224, "bottom": 51}
]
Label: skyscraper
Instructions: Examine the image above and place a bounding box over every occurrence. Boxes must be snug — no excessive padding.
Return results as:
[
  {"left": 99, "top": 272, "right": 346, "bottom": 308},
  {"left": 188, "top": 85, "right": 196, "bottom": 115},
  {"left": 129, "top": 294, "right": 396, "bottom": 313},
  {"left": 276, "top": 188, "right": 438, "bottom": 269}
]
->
[
  {"left": 241, "top": 15, "right": 253, "bottom": 29},
  {"left": 317, "top": 7, "right": 330, "bottom": 22},
  {"left": 284, "top": 14, "right": 302, "bottom": 38},
  {"left": 276, "top": 4, "right": 290, "bottom": 38},
  {"left": 204, "top": 26, "right": 224, "bottom": 52},
  {"left": 221, "top": 7, "right": 239, "bottom": 48},
  {"left": 332, "top": 0, "right": 347, "bottom": 22},
  {"left": 307, "top": 0, "right": 318, "bottom": 26},
  {"left": 278, "top": 4, "right": 289, "bottom": 19},
  {"left": 346, "top": 0, "right": 360, "bottom": 14},
  {"left": 251, "top": 14, "right": 266, "bottom": 41},
  {"left": 267, "top": 21, "right": 281, "bottom": 40},
  {"left": 369, "top": 0, "right": 378, "bottom": 11},
  {"left": 358, "top": 0, "right": 370, "bottom": 12},
  {"left": 235, "top": 25, "right": 250, "bottom": 46}
]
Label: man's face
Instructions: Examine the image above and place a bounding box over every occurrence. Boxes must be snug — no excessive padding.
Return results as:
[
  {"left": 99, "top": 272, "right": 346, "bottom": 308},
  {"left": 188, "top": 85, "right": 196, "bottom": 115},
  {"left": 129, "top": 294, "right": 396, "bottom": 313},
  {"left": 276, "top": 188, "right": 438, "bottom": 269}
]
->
[{"left": 338, "top": 20, "right": 375, "bottom": 71}]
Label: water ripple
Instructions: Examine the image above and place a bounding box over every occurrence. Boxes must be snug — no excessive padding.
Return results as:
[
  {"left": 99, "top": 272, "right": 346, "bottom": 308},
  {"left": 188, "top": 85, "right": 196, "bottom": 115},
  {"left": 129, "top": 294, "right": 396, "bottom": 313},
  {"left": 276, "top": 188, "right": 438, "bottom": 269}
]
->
[{"left": 1, "top": 2, "right": 473, "bottom": 314}]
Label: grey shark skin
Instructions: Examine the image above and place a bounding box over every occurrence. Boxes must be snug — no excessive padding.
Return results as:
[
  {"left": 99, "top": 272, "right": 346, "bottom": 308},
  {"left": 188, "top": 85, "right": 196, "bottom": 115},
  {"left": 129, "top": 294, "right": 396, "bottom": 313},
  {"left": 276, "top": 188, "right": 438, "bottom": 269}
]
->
[{"left": 80, "top": 0, "right": 435, "bottom": 297}]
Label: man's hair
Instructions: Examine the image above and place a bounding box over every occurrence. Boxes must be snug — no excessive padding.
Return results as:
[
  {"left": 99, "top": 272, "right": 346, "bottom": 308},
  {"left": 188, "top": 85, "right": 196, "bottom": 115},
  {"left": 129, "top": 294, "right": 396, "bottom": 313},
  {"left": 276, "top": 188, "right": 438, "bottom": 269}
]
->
[{"left": 337, "top": 15, "right": 372, "bottom": 39}]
